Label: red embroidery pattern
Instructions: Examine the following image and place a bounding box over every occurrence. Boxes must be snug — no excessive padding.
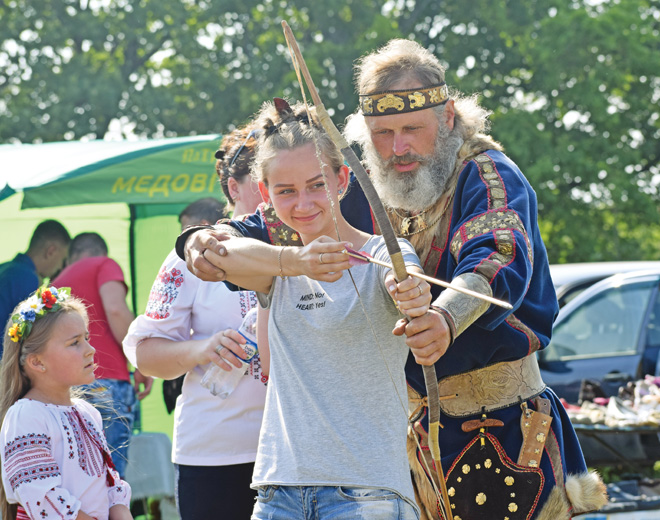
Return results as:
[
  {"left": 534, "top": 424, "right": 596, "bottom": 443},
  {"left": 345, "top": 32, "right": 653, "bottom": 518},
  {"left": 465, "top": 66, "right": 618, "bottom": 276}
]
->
[
  {"left": 145, "top": 266, "right": 185, "bottom": 319},
  {"left": 239, "top": 291, "right": 258, "bottom": 319},
  {"left": 63, "top": 410, "right": 105, "bottom": 478},
  {"left": 4, "top": 434, "right": 61, "bottom": 490}
]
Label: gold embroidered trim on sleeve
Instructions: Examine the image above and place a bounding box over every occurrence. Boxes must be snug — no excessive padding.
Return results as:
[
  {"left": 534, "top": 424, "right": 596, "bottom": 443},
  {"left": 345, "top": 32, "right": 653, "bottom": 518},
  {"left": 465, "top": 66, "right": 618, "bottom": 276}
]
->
[
  {"left": 262, "top": 205, "right": 302, "bottom": 247},
  {"left": 450, "top": 210, "right": 532, "bottom": 264},
  {"left": 505, "top": 314, "right": 542, "bottom": 354}
]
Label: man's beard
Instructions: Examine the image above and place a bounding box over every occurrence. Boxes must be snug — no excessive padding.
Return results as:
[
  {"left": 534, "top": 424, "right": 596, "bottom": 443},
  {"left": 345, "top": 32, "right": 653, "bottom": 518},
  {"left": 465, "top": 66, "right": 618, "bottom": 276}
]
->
[{"left": 364, "top": 126, "right": 464, "bottom": 212}]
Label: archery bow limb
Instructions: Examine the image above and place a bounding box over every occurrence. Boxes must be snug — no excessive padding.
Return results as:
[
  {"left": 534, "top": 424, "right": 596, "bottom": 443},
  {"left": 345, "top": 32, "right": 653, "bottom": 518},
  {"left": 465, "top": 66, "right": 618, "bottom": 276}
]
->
[{"left": 281, "top": 21, "right": 453, "bottom": 520}]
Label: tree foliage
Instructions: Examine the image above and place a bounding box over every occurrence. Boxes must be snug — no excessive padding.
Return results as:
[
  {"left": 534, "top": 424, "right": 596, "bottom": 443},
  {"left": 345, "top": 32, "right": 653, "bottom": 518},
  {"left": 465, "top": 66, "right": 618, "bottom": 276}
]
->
[{"left": 1, "top": 0, "right": 658, "bottom": 262}]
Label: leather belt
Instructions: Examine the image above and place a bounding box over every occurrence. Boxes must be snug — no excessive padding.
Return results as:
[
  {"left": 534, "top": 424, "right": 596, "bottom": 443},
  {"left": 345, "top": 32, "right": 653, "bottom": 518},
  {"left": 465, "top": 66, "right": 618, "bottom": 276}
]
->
[{"left": 409, "top": 355, "right": 546, "bottom": 418}]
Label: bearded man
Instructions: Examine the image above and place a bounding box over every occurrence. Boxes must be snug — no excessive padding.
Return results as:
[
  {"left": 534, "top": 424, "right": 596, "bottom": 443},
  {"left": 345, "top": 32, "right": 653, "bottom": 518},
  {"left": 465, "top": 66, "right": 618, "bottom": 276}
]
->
[{"left": 177, "top": 39, "right": 607, "bottom": 520}]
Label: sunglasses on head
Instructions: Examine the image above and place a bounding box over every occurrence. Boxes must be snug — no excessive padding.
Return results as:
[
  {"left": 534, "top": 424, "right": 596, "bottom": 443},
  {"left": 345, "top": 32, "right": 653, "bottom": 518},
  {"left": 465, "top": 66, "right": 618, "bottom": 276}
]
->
[
  {"left": 214, "top": 129, "right": 260, "bottom": 167},
  {"left": 230, "top": 129, "right": 259, "bottom": 167}
]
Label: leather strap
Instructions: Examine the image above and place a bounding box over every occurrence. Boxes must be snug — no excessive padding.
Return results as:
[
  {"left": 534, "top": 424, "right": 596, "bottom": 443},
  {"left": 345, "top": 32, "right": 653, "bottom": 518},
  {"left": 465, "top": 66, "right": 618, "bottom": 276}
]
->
[
  {"left": 461, "top": 418, "right": 504, "bottom": 433},
  {"left": 540, "top": 396, "right": 566, "bottom": 491}
]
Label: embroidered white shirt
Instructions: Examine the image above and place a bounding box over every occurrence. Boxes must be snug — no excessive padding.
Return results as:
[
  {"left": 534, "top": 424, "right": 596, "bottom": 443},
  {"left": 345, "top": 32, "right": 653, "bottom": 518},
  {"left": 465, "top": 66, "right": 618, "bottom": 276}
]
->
[{"left": 1, "top": 398, "right": 131, "bottom": 520}]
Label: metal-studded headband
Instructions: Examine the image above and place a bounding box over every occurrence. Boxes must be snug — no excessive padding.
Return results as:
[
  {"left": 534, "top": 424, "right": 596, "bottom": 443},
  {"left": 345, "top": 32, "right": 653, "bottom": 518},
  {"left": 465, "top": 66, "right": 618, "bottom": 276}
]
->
[{"left": 359, "top": 83, "right": 449, "bottom": 116}]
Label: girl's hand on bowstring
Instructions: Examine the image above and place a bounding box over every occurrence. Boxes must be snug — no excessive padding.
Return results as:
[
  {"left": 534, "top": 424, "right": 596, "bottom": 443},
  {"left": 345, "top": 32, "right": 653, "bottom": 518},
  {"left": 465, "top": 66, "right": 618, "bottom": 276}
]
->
[
  {"left": 386, "top": 268, "right": 431, "bottom": 318},
  {"left": 290, "top": 236, "right": 353, "bottom": 281}
]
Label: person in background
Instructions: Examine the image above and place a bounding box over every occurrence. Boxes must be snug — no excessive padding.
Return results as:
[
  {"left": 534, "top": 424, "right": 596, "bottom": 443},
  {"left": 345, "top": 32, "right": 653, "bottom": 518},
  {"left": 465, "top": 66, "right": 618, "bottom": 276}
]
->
[
  {"left": 178, "top": 197, "right": 226, "bottom": 231},
  {"left": 1, "top": 287, "right": 132, "bottom": 520},
  {"left": 0, "top": 219, "right": 70, "bottom": 356},
  {"left": 52, "top": 232, "right": 152, "bottom": 478},
  {"left": 162, "top": 198, "right": 230, "bottom": 415},
  {"left": 215, "top": 128, "right": 266, "bottom": 216},
  {"left": 123, "top": 123, "right": 268, "bottom": 520}
]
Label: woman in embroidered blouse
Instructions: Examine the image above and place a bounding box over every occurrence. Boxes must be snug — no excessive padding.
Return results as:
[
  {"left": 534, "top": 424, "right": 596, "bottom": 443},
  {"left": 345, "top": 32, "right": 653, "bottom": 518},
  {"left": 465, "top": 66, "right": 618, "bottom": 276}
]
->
[
  {"left": 0, "top": 287, "right": 132, "bottom": 520},
  {"left": 122, "top": 124, "right": 268, "bottom": 520}
]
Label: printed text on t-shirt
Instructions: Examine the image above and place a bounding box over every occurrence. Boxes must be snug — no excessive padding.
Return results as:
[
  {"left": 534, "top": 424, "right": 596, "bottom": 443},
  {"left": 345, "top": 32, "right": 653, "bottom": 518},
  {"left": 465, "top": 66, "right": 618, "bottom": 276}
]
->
[{"left": 296, "top": 291, "right": 327, "bottom": 311}]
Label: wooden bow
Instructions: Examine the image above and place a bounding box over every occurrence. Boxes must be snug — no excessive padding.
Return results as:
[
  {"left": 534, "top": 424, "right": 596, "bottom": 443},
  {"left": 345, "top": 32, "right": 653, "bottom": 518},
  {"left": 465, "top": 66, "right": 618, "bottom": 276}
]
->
[{"left": 282, "top": 21, "right": 453, "bottom": 520}]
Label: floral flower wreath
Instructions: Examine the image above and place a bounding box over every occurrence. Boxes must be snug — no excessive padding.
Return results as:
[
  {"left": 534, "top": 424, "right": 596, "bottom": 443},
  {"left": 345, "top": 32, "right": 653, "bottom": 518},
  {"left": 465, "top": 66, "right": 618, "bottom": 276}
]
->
[{"left": 7, "top": 286, "right": 71, "bottom": 343}]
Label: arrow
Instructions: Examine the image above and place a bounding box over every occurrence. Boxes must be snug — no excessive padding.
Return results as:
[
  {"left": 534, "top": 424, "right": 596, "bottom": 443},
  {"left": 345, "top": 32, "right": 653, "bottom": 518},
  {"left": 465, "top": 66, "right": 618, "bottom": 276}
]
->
[{"left": 344, "top": 248, "right": 513, "bottom": 309}]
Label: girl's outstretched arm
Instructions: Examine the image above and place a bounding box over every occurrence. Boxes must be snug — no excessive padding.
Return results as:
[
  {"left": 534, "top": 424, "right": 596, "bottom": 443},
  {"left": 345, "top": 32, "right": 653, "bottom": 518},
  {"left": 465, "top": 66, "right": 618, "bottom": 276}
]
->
[{"left": 204, "top": 235, "right": 353, "bottom": 290}]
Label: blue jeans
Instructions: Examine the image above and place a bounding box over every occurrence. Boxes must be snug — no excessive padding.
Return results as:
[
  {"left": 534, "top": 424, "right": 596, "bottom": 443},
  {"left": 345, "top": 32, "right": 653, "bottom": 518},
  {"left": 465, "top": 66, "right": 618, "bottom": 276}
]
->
[
  {"left": 81, "top": 378, "right": 137, "bottom": 477},
  {"left": 251, "top": 485, "right": 420, "bottom": 520}
]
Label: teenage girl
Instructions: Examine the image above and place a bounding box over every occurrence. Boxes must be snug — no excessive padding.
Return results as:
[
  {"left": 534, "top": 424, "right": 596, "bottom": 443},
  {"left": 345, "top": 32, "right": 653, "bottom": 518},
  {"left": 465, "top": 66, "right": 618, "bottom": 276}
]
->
[
  {"left": 0, "top": 286, "right": 132, "bottom": 520},
  {"left": 207, "top": 99, "right": 429, "bottom": 519}
]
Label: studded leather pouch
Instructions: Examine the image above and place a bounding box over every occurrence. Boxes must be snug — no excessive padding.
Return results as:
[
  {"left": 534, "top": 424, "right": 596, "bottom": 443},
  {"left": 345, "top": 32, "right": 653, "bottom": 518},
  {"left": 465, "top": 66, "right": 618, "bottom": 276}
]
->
[{"left": 443, "top": 432, "right": 543, "bottom": 520}]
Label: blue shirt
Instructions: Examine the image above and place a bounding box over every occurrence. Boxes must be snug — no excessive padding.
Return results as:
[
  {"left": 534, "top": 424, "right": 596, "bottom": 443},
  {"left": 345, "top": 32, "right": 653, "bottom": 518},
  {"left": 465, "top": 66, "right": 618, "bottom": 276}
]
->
[{"left": 0, "top": 253, "right": 39, "bottom": 353}]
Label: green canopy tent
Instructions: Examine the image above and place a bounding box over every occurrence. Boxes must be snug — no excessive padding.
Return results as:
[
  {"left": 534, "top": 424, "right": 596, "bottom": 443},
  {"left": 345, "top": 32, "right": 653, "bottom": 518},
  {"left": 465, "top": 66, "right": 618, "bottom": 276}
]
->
[{"left": 0, "top": 135, "right": 225, "bottom": 314}]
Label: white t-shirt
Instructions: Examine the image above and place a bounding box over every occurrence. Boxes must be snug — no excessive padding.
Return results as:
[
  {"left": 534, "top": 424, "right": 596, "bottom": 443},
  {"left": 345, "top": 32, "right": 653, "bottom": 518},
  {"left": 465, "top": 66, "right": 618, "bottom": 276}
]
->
[
  {"left": 123, "top": 249, "right": 267, "bottom": 466},
  {"left": 1, "top": 398, "right": 131, "bottom": 520},
  {"left": 253, "top": 236, "right": 419, "bottom": 511}
]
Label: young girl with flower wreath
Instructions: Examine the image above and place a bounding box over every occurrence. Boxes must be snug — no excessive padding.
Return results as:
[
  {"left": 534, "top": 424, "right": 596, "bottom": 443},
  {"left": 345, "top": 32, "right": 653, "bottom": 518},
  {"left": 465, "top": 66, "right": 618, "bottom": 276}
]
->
[{"left": 0, "top": 286, "right": 132, "bottom": 520}]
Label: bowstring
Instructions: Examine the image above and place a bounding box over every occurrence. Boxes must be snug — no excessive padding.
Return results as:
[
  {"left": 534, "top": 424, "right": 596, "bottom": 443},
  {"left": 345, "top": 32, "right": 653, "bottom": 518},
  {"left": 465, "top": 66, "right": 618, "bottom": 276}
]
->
[{"left": 285, "top": 37, "right": 447, "bottom": 517}]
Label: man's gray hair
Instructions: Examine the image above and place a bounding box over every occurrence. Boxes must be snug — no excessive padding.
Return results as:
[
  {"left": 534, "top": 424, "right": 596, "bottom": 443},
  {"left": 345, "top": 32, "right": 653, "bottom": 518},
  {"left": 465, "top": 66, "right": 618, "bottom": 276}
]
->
[{"left": 354, "top": 39, "right": 446, "bottom": 96}]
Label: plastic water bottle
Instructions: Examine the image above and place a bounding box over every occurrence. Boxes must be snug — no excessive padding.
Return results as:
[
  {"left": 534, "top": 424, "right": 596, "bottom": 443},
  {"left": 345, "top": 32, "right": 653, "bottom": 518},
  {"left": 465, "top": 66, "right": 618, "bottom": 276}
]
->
[{"left": 200, "top": 308, "right": 258, "bottom": 399}]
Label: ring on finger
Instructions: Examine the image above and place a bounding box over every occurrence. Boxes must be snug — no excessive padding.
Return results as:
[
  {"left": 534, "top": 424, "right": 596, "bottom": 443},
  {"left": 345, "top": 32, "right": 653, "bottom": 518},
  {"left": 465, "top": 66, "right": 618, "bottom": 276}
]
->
[
  {"left": 417, "top": 285, "right": 423, "bottom": 297},
  {"left": 319, "top": 253, "right": 325, "bottom": 264},
  {"left": 215, "top": 345, "right": 223, "bottom": 355}
]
